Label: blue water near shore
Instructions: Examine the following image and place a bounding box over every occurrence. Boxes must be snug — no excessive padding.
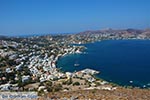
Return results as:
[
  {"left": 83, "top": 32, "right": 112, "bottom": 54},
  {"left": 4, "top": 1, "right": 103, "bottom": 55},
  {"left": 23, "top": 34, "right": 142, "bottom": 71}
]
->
[{"left": 57, "top": 40, "right": 150, "bottom": 88}]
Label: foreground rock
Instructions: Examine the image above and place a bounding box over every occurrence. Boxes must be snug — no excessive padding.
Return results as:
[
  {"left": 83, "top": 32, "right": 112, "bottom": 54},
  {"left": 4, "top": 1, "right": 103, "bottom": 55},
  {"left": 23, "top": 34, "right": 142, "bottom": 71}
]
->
[{"left": 38, "top": 87, "right": 150, "bottom": 100}]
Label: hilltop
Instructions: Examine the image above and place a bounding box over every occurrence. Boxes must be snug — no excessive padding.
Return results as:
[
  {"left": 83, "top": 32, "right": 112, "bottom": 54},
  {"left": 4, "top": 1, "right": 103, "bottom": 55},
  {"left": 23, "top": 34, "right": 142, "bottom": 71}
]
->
[{"left": 78, "top": 28, "right": 150, "bottom": 35}]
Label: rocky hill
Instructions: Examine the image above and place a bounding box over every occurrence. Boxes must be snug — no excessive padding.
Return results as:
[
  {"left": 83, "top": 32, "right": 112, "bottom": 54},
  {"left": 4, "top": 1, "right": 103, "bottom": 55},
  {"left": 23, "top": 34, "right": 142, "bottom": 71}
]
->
[
  {"left": 78, "top": 28, "right": 150, "bottom": 35},
  {"left": 38, "top": 87, "right": 150, "bottom": 100}
]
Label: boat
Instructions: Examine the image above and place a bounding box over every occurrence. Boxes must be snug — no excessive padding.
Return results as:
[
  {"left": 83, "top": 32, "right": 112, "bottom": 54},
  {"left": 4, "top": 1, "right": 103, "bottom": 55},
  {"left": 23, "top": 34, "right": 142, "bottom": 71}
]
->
[{"left": 74, "top": 64, "right": 80, "bottom": 67}]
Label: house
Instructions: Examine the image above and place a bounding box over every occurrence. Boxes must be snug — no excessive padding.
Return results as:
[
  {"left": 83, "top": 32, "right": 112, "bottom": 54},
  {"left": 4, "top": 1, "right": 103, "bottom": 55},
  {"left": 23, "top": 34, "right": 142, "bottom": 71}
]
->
[
  {"left": 66, "top": 72, "right": 73, "bottom": 79},
  {"left": 22, "top": 75, "right": 30, "bottom": 82},
  {"left": 0, "top": 83, "right": 11, "bottom": 91},
  {"left": 5, "top": 68, "right": 13, "bottom": 73}
]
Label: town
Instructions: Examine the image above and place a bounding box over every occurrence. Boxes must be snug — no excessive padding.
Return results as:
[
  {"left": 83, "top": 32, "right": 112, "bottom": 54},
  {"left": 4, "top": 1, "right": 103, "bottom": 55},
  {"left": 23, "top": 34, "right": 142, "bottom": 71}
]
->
[{"left": 0, "top": 28, "right": 150, "bottom": 98}]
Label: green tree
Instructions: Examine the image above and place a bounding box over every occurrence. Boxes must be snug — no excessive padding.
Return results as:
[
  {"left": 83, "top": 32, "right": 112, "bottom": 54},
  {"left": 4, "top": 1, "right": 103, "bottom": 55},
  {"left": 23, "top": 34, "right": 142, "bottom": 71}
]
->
[{"left": 73, "top": 81, "right": 80, "bottom": 86}]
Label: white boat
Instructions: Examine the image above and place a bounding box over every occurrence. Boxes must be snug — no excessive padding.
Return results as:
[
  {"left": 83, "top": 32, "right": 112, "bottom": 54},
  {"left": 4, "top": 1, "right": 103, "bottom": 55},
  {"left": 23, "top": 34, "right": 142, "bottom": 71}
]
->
[{"left": 74, "top": 64, "right": 80, "bottom": 67}]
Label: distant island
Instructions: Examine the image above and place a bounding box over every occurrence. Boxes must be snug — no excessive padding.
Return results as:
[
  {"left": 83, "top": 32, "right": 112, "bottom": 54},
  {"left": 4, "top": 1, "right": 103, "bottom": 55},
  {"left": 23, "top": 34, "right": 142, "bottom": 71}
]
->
[{"left": 0, "top": 28, "right": 150, "bottom": 99}]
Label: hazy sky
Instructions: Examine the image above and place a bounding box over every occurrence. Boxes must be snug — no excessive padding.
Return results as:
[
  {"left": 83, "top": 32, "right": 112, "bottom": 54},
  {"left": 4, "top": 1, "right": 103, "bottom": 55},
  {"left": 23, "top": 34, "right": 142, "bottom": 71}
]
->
[{"left": 0, "top": 0, "right": 149, "bottom": 36}]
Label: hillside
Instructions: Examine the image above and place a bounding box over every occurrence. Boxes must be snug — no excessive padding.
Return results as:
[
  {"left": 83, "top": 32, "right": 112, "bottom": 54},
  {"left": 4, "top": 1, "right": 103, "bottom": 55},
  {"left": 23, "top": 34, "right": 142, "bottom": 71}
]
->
[{"left": 38, "top": 87, "right": 150, "bottom": 100}]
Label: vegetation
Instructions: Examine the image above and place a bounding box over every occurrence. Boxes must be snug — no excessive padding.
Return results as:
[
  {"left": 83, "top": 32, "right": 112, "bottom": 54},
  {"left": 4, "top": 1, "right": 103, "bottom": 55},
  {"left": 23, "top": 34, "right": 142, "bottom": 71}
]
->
[
  {"left": 62, "top": 78, "right": 73, "bottom": 85},
  {"left": 52, "top": 84, "right": 62, "bottom": 92},
  {"left": 73, "top": 81, "right": 80, "bottom": 86}
]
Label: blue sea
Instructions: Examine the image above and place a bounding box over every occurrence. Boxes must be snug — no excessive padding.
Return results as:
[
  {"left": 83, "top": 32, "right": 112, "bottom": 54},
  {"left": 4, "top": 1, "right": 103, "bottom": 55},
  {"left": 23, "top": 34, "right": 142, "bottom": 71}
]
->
[{"left": 57, "top": 40, "right": 150, "bottom": 88}]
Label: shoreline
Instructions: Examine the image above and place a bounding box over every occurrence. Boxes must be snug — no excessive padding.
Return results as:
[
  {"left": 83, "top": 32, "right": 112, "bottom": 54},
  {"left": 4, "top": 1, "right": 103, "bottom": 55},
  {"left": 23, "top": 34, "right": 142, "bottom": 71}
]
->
[
  {"left": 1, "top": 34, "right": 150, "bottom": 95},
  {"left": 56, "top": 40, "right": 150, "bottom": 89}
]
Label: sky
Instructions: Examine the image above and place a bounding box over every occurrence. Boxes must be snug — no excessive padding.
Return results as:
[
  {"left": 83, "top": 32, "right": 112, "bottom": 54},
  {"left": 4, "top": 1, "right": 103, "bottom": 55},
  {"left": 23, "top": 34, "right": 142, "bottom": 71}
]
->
[{"left": 0, "top": 0, "right": 150, "bottom": 36}]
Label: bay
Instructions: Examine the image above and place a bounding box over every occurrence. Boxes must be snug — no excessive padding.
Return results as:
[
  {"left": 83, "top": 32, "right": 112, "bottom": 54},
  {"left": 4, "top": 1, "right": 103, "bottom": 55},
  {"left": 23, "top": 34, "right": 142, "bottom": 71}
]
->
[{"left": 57, "top": 40, "right": 150, "bottom": 88}]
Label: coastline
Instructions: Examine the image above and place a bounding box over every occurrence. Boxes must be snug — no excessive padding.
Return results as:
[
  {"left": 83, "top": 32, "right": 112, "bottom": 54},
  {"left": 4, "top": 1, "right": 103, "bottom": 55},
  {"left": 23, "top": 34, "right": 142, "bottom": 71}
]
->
[
  {"left": 57, "top": 40, "right": 150, "bottom": 89},
  {"left": 1, "top": 32, "right": 150, "bottom": 99}
]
